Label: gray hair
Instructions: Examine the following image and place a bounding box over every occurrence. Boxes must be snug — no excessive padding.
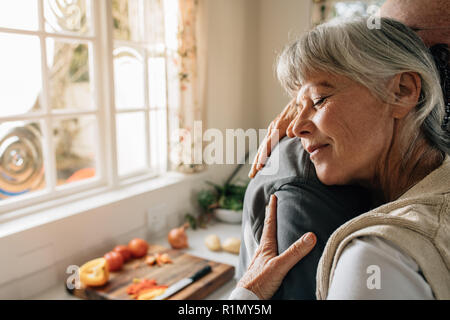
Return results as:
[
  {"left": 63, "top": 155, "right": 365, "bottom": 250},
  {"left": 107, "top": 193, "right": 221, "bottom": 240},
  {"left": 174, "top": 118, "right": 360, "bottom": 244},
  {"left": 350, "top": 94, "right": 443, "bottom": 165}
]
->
[{"left": 276, "top": 17, "right": 450, "bottom": 158}]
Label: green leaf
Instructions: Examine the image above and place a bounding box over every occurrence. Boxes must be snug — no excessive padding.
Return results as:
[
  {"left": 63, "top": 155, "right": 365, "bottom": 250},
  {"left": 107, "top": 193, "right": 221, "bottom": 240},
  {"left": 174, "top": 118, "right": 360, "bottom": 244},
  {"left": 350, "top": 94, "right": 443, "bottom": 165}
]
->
[
  {"left": 196, "top": 180, "right": 248, "bottom": 222},
  {"left": 184, "top": 213, "right": 197, "bottom": 230},
  {"left": 197, "top": 189, "right": 218, "bottom": 211}
]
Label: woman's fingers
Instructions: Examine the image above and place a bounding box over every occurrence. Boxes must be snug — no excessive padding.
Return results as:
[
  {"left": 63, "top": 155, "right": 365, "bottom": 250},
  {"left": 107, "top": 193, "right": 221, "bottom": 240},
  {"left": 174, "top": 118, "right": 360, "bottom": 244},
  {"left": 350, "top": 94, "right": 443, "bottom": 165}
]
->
[
  {"left": 248, "top": 152, "right": 260, "bottom": 178},
  {"left": 286, "top": 118, "right": 296, "bottom": 138},
  {"left": 249, "top": 125, "right": 271, "bottom": 178},
  {"left": 287, "top": 111, "right": 303, "bottom": 138},
  {"left": 252, "top": 120, "right": 284, "bottom": 173},
  {"left": 275, "top": 232, "right": 316, "bottom": 275},
  {"left": 248, "top": 100, "right": 298, "bottom": 178},
  {"left": 249, "top": 121, "right": 274, "bottom": 178},
  {"left": 260, "top": 195, "right": 278, "bottom": 244},
  {"left": 236, "top": 195, "right": 315, "bottom": 299},
  {"left": 256, "top": 127, "right": 281, "bottom": 171},
  {"left": 258, "top": 121, "right": 276, "bottom": 168}
]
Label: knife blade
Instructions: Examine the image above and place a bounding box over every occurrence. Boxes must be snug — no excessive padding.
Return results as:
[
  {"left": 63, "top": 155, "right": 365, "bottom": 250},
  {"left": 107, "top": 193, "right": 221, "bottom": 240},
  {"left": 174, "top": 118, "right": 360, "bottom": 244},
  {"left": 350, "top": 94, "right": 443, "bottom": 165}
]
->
[{"left": 153, "top": 265, "right": 212, "bottom": 300}]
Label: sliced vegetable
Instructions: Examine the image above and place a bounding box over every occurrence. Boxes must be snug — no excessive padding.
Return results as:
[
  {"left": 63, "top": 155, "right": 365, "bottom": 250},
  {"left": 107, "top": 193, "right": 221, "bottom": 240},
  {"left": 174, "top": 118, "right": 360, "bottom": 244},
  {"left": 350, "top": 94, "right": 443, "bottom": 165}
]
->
[
  {"left": 153, "top": 253, "right": 173, "bottom": 266},
  {"left": 137, "top": 286, "right": 168, "bottom": 300},
  {"left": 145, "top": 255, "right": 156, "bottom": 266},
  {"left": 126, "top": 278, "right": 168, "bottom": 300},
  {"left": 79, "top": 258, "right": 109, "bottom": 287},
  {"left": 157, "top": 253, "right": 173, "bottom": 264},
  {"left": 126, "top": 278, "right": 158, "bottom": 297}
]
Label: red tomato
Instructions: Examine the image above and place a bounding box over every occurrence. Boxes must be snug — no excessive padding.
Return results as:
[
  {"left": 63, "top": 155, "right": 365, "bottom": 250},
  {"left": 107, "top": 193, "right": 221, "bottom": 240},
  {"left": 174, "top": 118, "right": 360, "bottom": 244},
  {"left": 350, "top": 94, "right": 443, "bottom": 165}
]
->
[
  {"left": 128, "top": 238, "right": 149, "bottom": 258},
  {"left": 113, "top": 245, "right": 132, "bottom": 262},
  {"left": 104, "top": 251, "right": 124, "bottom": 272}
]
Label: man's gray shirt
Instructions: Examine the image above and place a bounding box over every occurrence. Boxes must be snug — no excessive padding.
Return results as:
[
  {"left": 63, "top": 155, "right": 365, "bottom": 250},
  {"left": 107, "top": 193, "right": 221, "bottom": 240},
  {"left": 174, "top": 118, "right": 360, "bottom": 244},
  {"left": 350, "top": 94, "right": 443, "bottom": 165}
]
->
[{"left": 238, "top": 137, "right": 372, "bottom": 299}]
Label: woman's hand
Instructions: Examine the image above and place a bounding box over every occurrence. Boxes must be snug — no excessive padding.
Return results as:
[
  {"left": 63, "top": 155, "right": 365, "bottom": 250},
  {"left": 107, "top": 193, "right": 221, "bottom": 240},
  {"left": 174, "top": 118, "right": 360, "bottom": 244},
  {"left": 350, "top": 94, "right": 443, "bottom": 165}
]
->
[
  {"left": 249, "top": 99, "right": 298, "bottom": 178},
  {"left": 237, "top": 195, "right": 316, "bottom": 300}
]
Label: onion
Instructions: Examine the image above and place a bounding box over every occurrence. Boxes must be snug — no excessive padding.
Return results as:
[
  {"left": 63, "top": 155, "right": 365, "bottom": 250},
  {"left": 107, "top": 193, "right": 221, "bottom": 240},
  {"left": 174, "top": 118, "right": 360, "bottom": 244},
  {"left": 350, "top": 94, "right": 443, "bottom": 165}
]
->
[{"left": 167, "top": 223, "right": 189, "bottom": 249}]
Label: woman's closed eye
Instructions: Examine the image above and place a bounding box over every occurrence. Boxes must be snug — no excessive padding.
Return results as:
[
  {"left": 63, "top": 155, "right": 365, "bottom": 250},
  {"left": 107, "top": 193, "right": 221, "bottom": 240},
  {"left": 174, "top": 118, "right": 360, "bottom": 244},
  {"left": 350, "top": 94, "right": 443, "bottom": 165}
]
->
[{"left": 312, "top": 96, "right": 329, "bottom": 109}]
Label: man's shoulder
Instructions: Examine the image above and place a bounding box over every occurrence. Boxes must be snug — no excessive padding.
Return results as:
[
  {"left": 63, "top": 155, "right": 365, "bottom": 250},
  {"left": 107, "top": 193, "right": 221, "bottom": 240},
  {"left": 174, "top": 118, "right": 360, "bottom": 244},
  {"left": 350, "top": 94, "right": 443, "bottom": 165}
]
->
[{"left": 249, "top": 137, "right": 318, "bottom": 188}]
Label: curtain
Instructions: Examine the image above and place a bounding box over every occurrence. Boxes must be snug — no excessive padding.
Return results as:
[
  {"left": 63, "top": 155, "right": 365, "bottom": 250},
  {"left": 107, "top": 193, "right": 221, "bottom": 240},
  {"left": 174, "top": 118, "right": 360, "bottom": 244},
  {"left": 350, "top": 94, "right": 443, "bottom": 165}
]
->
[{"left": 169, "top": 0, "right": 207, "bottom": 173}]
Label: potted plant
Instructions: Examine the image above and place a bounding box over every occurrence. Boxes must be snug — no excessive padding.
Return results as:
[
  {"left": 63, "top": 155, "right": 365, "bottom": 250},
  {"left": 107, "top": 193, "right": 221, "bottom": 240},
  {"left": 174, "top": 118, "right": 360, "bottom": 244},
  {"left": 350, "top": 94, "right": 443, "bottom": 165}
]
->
[
  {"left": 185, "top": 153, "right": 250, "bottom": 228},
  {"left": 195, "top": 181, "right": 248, "bottom": 225}
]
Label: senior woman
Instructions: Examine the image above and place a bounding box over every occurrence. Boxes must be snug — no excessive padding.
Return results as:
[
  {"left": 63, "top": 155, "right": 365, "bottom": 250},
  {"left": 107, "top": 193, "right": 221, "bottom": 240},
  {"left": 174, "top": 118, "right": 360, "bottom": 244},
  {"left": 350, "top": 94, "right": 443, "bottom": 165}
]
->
[{"left": 231, "top": 17, "right": 450, "bottom": 300}]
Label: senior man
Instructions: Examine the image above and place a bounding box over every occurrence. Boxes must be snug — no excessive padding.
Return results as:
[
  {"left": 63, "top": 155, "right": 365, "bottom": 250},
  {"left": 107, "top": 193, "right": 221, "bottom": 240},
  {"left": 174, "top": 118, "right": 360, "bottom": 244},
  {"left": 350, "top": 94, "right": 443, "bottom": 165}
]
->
[{"left": 237, "top": 0, "right": 449, "bottom": 300}]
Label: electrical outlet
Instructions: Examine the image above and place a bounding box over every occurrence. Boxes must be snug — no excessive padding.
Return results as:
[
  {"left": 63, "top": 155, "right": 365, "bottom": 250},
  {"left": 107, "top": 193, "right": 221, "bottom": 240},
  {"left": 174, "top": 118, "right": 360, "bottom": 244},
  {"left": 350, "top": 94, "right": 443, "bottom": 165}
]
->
[{"left": 147, "top": 204, "right": 168, "bottom": 239}]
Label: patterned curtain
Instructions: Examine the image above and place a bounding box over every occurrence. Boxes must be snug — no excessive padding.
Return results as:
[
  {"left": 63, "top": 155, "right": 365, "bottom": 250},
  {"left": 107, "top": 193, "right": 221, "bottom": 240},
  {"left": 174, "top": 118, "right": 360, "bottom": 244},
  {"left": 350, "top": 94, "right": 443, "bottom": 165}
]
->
[{"left": 169, "top": 0, "right": 207, "bottom": 173}]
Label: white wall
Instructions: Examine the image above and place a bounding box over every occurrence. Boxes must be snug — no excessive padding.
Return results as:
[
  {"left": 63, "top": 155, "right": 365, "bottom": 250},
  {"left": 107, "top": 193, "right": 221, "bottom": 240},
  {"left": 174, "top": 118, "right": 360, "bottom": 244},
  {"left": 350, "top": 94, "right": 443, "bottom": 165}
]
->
[
  {"left": 203, "top": 0, "right": 259, "bottom": 173},
  {"left": 257, "top": 0, "right": 312, "bottom": 128},
  {"left": 205, "top": 0, "right": 312, "bottom": 131},
  {"left": 205, "top": 0, "right": 259, "bottom": 131}
]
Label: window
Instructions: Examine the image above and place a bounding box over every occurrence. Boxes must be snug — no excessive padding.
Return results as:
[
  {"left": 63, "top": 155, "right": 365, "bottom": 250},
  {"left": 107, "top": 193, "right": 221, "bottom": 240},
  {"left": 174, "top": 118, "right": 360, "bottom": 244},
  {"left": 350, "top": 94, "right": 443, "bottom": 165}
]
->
[
  {"left": 311, "top": 0, "right": 386, "bottom": 26},
  {"left": 0, "top": 0, "right": 180, "bottom": 215}
]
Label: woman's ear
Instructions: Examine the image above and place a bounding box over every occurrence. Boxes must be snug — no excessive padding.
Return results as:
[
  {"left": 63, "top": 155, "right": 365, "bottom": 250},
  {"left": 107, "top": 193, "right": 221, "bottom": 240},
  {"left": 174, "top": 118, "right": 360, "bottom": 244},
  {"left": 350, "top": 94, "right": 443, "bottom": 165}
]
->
[{"left": 389, "top": 72, "right": 422, "bottom": 119}]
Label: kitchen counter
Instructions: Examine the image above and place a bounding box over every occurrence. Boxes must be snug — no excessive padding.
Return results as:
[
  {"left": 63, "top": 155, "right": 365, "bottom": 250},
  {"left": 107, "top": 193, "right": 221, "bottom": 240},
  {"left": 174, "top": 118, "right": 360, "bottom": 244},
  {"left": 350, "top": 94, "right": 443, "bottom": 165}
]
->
[{"left": 33, "top": 220, "right": 242, "bottom": 300}]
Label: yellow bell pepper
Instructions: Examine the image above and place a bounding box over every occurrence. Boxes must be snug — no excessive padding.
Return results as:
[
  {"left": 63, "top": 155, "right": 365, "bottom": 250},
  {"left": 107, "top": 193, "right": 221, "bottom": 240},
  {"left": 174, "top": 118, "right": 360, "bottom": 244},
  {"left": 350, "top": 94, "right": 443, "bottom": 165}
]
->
[{"left": 79, "top": 257, "right": 109, "bottom": 287}]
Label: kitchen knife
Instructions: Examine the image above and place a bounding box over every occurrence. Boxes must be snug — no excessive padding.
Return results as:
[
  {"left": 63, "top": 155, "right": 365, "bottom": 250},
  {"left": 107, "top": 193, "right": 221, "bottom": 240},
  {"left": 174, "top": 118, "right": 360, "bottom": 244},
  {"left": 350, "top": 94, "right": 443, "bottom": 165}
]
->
[{"left": 153, "top": 265, "right": 212, "bottom": 300}]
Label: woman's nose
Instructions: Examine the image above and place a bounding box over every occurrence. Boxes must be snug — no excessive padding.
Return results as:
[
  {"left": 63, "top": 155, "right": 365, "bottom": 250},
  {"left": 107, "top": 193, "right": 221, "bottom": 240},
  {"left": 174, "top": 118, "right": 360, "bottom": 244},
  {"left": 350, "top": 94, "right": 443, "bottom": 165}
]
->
[{"left": 291, "top": 108, "right": 315, "bottom": 138}]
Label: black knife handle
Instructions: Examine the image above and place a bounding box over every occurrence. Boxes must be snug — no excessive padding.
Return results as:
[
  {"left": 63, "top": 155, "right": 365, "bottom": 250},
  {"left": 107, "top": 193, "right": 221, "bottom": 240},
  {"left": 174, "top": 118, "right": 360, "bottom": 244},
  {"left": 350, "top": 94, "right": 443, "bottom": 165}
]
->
[{"left": 190, "top": 265, "right": 212, "bottom": 282}]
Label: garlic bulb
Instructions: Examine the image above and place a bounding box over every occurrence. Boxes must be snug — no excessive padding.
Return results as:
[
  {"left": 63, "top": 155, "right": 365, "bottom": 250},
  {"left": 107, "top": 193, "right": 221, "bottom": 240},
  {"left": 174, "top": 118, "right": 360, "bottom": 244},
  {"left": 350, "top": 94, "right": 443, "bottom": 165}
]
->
[
  {"left": 222, "top": 237, "right": 240, "bottom": 254},
  {"left": 204, "top": 234, "right": 221, "bottom": 251}
]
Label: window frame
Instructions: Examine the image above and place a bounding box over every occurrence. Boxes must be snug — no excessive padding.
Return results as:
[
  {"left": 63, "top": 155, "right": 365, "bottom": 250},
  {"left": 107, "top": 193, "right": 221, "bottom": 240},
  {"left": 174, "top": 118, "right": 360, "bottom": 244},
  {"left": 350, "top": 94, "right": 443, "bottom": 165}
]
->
[{"left": 0, "top": 0, "right": 172, "bottom": 218}]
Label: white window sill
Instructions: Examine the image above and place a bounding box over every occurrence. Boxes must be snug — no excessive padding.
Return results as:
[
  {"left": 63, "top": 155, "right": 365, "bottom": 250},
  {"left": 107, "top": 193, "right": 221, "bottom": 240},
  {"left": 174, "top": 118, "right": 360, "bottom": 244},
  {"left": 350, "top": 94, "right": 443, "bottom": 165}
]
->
[{"left": 0, "top": 168, "right": 212, "bottom": 239}]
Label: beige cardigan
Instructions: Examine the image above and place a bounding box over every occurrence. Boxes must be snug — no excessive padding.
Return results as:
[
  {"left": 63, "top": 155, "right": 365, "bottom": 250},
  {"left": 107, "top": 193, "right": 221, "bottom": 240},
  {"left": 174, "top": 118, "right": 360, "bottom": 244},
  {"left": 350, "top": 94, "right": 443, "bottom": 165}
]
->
[{"left": 316, "top": 155, "right": 450, "bottom": 300}]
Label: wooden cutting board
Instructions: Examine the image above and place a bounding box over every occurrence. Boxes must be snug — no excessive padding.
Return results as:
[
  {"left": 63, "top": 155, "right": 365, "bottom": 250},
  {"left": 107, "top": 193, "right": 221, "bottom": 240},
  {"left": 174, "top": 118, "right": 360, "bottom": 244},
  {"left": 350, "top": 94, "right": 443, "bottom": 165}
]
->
[{"left": 68, "top": 244, "right": 235, "bottom": 300}]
